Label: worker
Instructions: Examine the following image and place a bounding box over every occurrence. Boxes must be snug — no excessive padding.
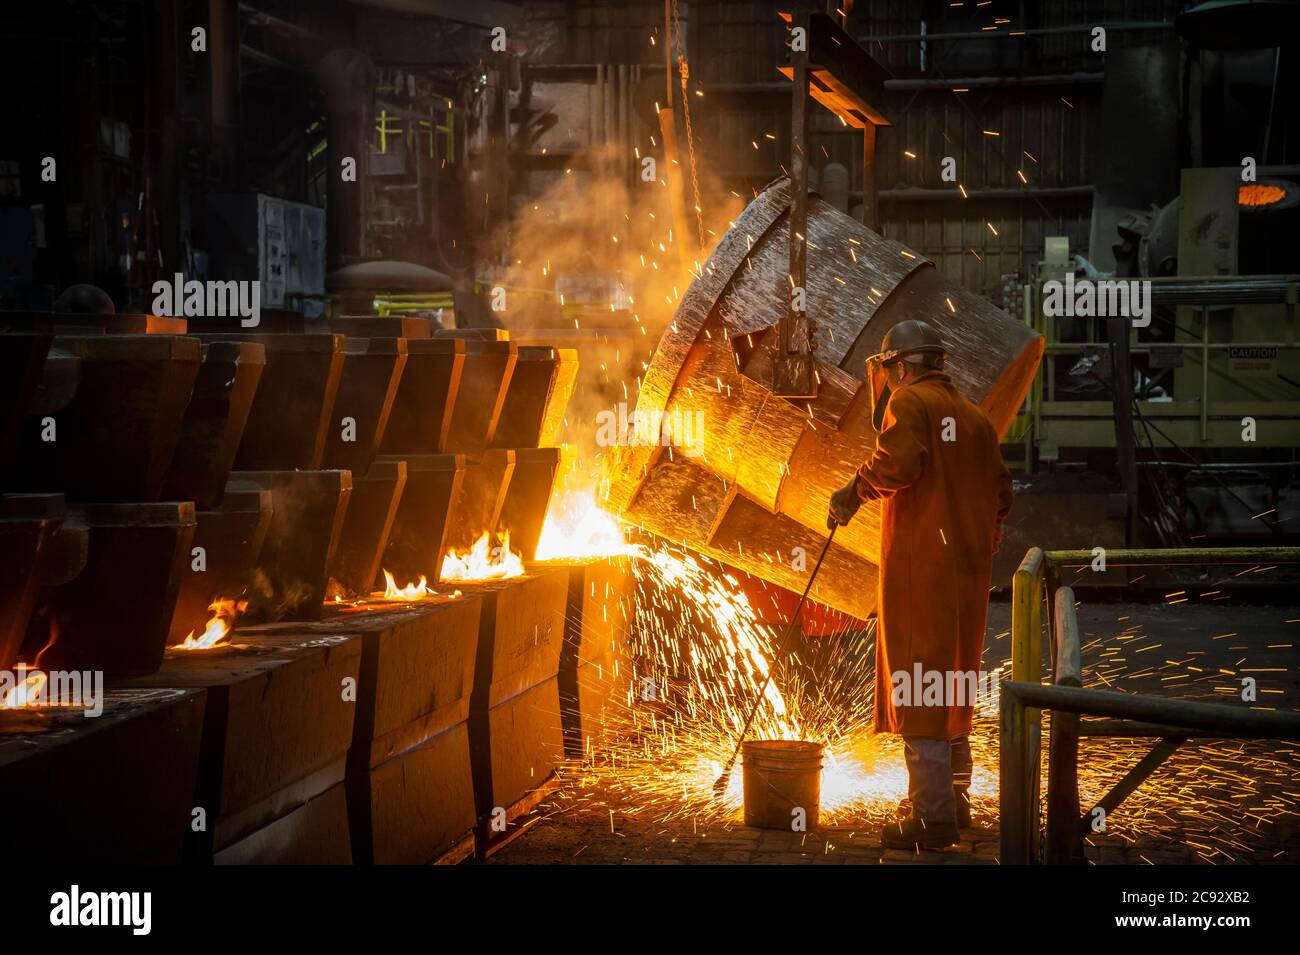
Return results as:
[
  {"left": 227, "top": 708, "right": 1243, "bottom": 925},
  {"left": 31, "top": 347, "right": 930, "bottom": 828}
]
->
[{"left": 827, "top": 319, "right": 1013, "bottom": 850}]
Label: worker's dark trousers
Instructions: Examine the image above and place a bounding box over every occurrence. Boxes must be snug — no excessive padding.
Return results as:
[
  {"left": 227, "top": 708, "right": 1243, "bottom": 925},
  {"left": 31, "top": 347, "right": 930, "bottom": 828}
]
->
[{"left": 902, "top": 735, "right": 972, "bottom": 823}]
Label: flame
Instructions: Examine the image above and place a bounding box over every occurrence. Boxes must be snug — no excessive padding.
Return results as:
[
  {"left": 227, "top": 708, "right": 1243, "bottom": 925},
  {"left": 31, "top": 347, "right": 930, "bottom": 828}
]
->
[
  {"left": 535, "top": 487, "right": 640, "bottom": 561},
  {"left": 174, "top": 598, "right": 247, "bottom": 651},
  {"left": 440, "top": 530, "right": 526, "bottom": 581},
  {"left": 379, "top": 570, "right": 430, "bottom": 600},
  {"left": 1, "top": 666, "right": 49, "bottom": 709},
  {"left": 1, "top": 620, "right": 60, "bottom": 709}
]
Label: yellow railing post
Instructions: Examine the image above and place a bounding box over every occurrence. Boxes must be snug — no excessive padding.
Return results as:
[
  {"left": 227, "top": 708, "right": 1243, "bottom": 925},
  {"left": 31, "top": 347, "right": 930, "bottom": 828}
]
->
[
  {"left": 1012, "top": 547, "right": 1045, "bottom": 683},
  {"left": 999, "top": 682, "right": 1030, "bottom": 863},
  {"left": 1005, "top": 545, "right": 1300, "bottom": 864}
]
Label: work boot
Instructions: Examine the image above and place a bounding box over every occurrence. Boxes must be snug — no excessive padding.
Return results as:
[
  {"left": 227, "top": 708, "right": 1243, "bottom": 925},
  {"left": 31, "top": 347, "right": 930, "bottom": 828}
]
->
[
  {"left": 880, "top": 817, "right": 960, "bottom": 850},
  {"left": 897, "top": 789, "right": 972, "bottom": 828},
  {"left": 954, "top": 788, "right": 972, "bottom": 829}
]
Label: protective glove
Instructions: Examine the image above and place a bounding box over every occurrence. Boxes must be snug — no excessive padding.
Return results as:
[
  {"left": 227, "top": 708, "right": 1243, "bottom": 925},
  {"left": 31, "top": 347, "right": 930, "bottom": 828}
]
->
[{"left": 827, "top": 474, "right": 863, "bottom": 530}]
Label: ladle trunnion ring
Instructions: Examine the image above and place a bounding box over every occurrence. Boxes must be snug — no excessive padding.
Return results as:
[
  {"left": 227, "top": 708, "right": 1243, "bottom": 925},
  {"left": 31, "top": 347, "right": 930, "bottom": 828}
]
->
[{"left": 603, "top": 178, "right": 1043, "bottom": 620}]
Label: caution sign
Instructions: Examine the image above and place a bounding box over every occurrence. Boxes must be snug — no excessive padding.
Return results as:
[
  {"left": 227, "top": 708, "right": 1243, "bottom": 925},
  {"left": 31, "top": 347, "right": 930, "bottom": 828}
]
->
[{"left": 1228, "top": 345, "right": 1278, "bottom": 377}]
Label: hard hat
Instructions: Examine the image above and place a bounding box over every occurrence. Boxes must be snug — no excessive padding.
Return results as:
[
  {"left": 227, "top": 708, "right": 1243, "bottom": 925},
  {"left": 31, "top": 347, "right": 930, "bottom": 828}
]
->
[
  {"left": 862, "top": 319, "right": 946, "bottom": 429},
  {"left": 878, "top": 319, "right": 946, "bottom": 365}
]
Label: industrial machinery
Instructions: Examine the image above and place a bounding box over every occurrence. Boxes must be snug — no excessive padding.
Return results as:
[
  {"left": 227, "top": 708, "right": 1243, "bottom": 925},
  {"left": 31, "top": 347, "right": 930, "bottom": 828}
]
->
[
  {"left": 604, "top": 177, "right": 1042, "bottom": 620},
  {"left": 1013, "top": 168, "right": 1300, "bottom": 548}
]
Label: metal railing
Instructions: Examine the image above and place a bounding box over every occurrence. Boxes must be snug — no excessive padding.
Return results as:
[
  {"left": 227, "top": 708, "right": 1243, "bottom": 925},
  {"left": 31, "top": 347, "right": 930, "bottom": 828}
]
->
[
  {"left": 1011, "top": 274, "right": 1300, "bottom": 458},
  {"left": 372, "top": 292, "right": 456, "bottom": 317},
  {"left": 1000, "top": 546, "right": 1300, "bottom": 864}
]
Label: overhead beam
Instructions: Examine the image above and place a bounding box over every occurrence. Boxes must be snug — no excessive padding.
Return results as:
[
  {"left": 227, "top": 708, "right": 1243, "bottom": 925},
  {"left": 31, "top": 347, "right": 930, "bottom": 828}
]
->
[
  {"left": 341, "top": 0, "right": 524, "bottom": 28},
  {"left": 861, "top": 21, "right": 1172, "bottom": 44},
  {"left": 703, "top": 73, "right": 1105, "bottom": 93},
  {"left": 778, "top": 10, "right": 892, "bottom": 130}
]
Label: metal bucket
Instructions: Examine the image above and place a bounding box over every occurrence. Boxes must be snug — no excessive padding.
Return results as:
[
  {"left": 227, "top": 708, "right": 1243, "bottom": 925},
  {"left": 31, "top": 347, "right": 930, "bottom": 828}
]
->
[{"left": 742, "top": 739, "right": 824, "bottom": 831}]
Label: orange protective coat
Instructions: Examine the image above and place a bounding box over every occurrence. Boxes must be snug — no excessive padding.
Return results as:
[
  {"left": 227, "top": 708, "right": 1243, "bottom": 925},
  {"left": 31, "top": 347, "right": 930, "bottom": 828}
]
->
[{"left": 854, "top": 370, "right": 1013, "bottom": 738}]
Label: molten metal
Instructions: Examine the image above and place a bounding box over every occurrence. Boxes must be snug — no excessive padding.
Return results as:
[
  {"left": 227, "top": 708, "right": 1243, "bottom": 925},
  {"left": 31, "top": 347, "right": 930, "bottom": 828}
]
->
[{"left": 1239, "top": 183, "right": 1287, "bottom": 207}]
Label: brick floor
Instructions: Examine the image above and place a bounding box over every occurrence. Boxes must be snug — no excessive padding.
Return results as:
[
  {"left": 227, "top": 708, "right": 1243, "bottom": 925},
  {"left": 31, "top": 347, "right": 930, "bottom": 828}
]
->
[
  {"left": 489, "top": 769, "right": 1300, "bottom": 865},
  {"left": 488, "top": 774, "right": 1001, "bottom": 865}
]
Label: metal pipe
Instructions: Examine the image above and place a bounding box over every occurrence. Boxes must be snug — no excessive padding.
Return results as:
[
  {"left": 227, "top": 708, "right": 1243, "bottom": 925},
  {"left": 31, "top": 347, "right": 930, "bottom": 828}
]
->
[
  {"left": 318, "top": 49, "right": 375, "bottom": 271},
  {"left": 1051, "top": 587, "right": 1081, "bottom": 687},
  {"left": 1042, "top": 342, "right": 1300, "bottom": 351},
  {"left": 1200, "top": 304, "right": 1210, "bottom": 443},
  {"left": 1002, "top": 679, "right": 1300, "bottom": 739},
  {"left": 1045, "top": 577, "right": 1081, "bottom": 865},
  {"left": 861, "top": 21, "right": 1172, "bottom": 43},
  {"left": 887, "top": 72, "right": 1104, "bottom": 89},
  {"left": 1144, "top": 276, "right": 1300, "bottom": 306},
  {"left": 999, "top": 682, "right": 1032, "bottom": 864},
  {"left": 782, "top": 13, "right": 814, "bottom": 397},
  {"left": 618, "top": 62, "right": 628, "bottom": 177},
  {"left": 595, "top": 64, "right": 604, "bottom": 146},
  {"left": 1011, "top": 547, "right": 1045, "bottom": 682},
  {"left": 1078, "top": 719, "right": 1241, "bottom": 738},
  {"left": 878, "top": 185, "right": 1094, "bottom": 201},
  {"left": 1045, "top": 704, "right": 1082, "bottom": 863},
  {"left": 701, "top": 73, "right": 1105, "bottom": 92},
  {"left": 1009, "top": 547, "right": 1044, "bottom": 862},
  {"left": 604, "top": 62, "right": 614, "bottom": 151},
  {"left": 1046, "top": 546, "right": 1300, "bottom": 567},
  {"left": 1133, "top": 459, "right": 1300, "bottom": 470},
  {"left": 1263, "top": 46, "right": 1281, "bottom": 163},
  {"left": 210, "top": 0, "right": 241, "bottom": 148},
  {"left": 1107, "top": 314, "right": 1139, "bottom": 541},
  {"left": 1083, "top": 738, "right": 1182, "bottom": 826}
]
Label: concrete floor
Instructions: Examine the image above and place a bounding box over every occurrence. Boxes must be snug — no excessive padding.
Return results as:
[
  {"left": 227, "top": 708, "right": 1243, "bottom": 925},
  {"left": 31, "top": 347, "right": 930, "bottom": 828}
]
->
[{"left": 491, "top": 598, "right": 1300, "bottom": 865}]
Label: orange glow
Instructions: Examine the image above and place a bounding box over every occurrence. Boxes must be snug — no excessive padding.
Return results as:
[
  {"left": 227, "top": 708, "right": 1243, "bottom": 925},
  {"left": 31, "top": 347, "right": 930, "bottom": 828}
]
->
[
  {"left": 174, "top": 598, "right": 247, "bottom": 651},
  {"left": 1, "top": 667, "right": 49, "bottom": 709},
  {"left": 379, "top": 570, "right": 430, "bottom": 600},
  {"left": 1239, "top": 184, "right": 1286, "bottom": 207},
  {"left": 535, "top": 488, "right": 640, "bottom": 561},
  {"left": 1, "top": 621, "right": 59, "bottom": 708},
  {"left": 440, "top": 530, "right": 526, "bottom": 581}
]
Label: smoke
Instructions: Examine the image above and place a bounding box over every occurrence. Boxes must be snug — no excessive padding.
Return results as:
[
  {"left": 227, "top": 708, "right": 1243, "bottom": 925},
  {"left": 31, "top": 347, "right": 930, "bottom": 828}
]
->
[
  {"left": 229, "top": 474, "right": 340, "bottom": 621},
  {"left": 244, "top": 566, "right": 315, "bottom": 623},
  {"left": 488, "top": 143, "right": 743, "bottom": 490}
]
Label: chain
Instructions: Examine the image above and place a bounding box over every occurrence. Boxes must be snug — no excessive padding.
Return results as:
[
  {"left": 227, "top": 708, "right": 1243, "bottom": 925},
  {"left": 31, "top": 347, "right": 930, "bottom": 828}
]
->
[{"left": 671, "top": 0, "right": 706, "bottom": 251}]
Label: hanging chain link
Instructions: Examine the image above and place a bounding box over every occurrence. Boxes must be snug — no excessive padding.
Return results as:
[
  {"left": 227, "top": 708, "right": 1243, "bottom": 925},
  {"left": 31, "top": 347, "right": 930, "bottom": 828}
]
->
[{"left": 671, "top": 0, "right": 706, "bottom": 252}]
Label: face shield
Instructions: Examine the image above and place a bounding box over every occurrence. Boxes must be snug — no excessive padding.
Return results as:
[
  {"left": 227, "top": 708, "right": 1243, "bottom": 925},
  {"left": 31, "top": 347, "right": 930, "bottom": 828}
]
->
[{"left": 863, "top": 348, "right": 902, "bottom": 432}]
